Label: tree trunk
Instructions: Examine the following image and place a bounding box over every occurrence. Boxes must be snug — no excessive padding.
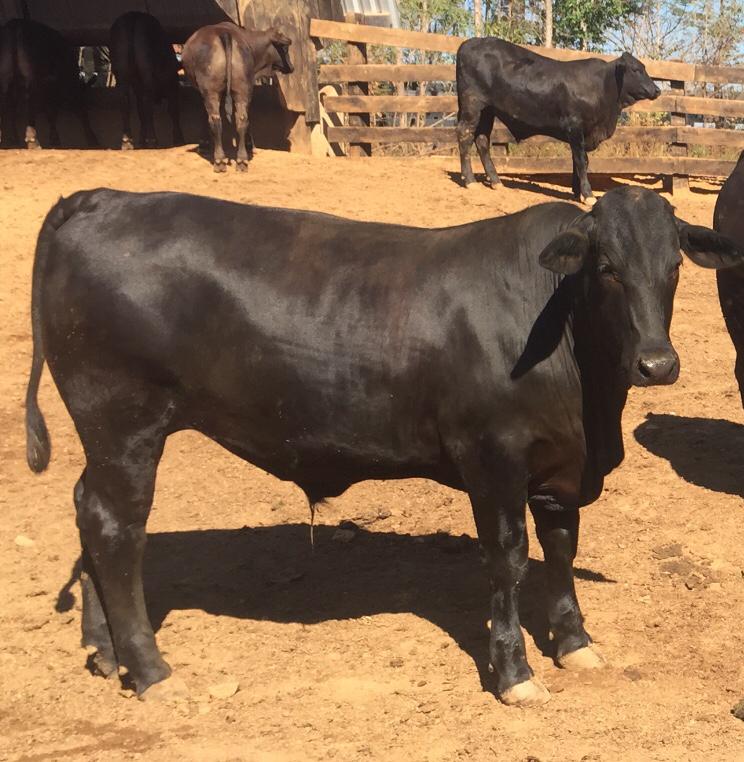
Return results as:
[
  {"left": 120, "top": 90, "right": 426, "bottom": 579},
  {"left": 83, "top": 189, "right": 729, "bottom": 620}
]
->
[
  {"left": 474, "top": 0, "right": 483, "bottom": 36},
  {"left": 544, "top": 0, "right": 553, "bottom": 47}
]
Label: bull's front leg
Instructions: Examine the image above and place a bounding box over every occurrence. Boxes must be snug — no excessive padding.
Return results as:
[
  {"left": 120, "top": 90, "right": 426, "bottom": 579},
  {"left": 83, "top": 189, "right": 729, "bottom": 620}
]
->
[
  {"left": 529, "top": 501, "right": 603, "bottom": 669},
  {"left": 569, "top": 135, "right": 595, "bottom": 206},
  {"left": 167, "top": 85, "right": 184, "bottom": 147},
  {"left": 119, "top": 83, "right": 134, "bottom": 150},
  {"left": 457, "top": 446, "right": 550, "bottom": 706}
]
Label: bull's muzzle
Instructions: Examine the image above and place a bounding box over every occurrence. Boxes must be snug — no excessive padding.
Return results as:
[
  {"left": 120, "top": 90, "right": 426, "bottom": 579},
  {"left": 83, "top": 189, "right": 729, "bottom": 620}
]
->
[{"left": 633, "top": 347, "right": 679, "bottom": 386}]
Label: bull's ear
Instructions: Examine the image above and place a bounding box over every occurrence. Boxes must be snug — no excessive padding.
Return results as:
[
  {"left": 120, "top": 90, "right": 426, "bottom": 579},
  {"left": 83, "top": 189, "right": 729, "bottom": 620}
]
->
[
  {"left": 676, "top": 218, "right": 744, "bottom": 269},
  {"left": 539, "top": 217, "right": 595, "bottom": 275}
]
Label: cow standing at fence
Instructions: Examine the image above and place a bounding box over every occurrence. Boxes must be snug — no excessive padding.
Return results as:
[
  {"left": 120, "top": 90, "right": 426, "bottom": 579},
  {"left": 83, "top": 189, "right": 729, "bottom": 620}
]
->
[
  {"left": 109, "top": 11, "right": 184, "bottom": 150},
  {"left": 0, "top": 18, "right": 97, "bottom": 149},
  {"left": 456, "top": 40, "right": 661, "bottom": 204},
  {"left": 715, "top": 151, "right": 744, "bottom": 405},
  {"left": 182, "top": 22, "right": 292, "bottom": 172},
  {"left": 25, "top": 186, "right": 742, "bottom": 706}
]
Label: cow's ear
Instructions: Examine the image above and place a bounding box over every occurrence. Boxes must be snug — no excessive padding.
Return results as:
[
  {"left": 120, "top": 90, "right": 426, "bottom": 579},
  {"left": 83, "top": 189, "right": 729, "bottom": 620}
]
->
[
  {"left": 270, "top": 29, "right": 291, "bottom": 45},
  {"left": 539, "top": 217, "right": 595, "bottom": 275},
  {"left": 676, "top": 218, "right": 744, "bottom": 269}
]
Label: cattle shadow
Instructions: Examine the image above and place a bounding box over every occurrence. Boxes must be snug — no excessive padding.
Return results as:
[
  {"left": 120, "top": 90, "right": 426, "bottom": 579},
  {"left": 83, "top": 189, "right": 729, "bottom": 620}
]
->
[
  {"left": 444, "top": 170, "right": 647, "bottom": 201},
  {"left": 634, "top": 413, "right": 744, "bottom": 497},
  {"left": 55, "top": 524, "right": 614, "bottom": 695}
]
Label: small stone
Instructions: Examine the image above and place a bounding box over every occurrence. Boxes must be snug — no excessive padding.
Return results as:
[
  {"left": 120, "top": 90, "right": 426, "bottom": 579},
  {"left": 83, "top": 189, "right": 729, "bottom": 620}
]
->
[
  {"left": 652, "top": 543, "right": 682, "bottom": 560},
  {"left": 332, "top": 528, "right": 356, "bottom": 543},
  {"left": 389, "top": 657, "right": 404, "bottom": 668},
  {"left": 623, "top": 667, "right": 643, "bottom": 682},
  {"left": 685, "top": 572, "right": 705, "bottom": 591},
  {"left": 732, "top": 699, "right": 744, "bottom": 720},
  {"left": 119, "top": 688, "right": 136, "bottom": 699},
  {"left": 14, "top": 534, "right": 35, "bottom": 548},
  {"left": 209, "top": 680, "right": 240, "bottom": 699}
]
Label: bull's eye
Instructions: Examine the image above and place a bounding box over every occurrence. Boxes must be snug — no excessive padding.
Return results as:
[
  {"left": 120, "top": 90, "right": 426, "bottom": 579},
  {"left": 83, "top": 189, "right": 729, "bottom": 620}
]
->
[{"left": 597, "top": 263, "right": 620, "bottom": 282}]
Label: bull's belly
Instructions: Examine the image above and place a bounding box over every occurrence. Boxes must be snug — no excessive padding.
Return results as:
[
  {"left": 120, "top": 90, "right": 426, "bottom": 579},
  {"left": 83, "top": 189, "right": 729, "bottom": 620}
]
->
[{"left": 181, "top": 399, "right": 456, "bottom": 498}]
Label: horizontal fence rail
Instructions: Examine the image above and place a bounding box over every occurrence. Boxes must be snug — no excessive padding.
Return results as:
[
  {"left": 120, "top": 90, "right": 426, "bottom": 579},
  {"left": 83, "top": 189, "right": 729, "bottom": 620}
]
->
[
  {"left": 310, "top": 19, "right": 744, "bottom": 85},
  {"left": 311, "top": 19, "right": 744, "bottom": 187}
]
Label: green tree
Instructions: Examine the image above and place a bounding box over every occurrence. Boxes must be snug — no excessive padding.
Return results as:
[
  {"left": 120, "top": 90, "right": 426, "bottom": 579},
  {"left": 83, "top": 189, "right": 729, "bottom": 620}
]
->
[{"left": 554, "top": 0, "right": 642, "bottom": 49}]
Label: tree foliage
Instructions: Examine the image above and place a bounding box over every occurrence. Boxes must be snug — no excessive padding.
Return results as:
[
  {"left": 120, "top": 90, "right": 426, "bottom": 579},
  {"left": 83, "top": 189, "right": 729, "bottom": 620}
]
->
[{"left": 553, "top": 0, "right": 643, "bottom": 50}]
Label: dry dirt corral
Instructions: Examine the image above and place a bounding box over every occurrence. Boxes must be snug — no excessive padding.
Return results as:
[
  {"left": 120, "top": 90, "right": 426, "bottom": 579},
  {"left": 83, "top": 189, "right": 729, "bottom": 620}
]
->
[{"left": 1, "top": 147, "right": 743, "bottom": 762}]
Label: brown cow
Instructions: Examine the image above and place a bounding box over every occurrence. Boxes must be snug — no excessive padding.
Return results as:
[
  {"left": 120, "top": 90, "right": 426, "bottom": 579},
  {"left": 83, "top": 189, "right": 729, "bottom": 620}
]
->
[
  {"left": 109, "top": 11, "right": 184, "bottom": 150},
  {"left": 182, "top": 22, "right": 292, "bottom": 172}
]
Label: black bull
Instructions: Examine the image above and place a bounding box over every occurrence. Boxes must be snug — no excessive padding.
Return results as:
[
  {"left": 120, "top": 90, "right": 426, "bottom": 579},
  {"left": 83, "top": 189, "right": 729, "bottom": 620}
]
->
[
  {"left": 25, "top": 187, "right": 742, "bottom": 706},
  {"left": 715, "top": 151, "right": 744, "bottom": 407},
  {"left": 455, "top": 39, "right": 661, "bottom": 203}
]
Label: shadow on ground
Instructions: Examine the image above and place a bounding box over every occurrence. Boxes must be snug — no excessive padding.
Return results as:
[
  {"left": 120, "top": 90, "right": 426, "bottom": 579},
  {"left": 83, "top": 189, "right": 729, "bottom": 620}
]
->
[
  {"left": 634, "top": 413, "right": 744, "bottom": 497},
  {"left": 57, "top": 524, "right": 614, "bottom": 694}
]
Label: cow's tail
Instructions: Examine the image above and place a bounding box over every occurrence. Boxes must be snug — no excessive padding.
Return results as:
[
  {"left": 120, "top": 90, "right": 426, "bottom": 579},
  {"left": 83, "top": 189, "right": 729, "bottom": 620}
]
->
[{"left": 25, "top": 195, "right": 79, "bottom": 473}]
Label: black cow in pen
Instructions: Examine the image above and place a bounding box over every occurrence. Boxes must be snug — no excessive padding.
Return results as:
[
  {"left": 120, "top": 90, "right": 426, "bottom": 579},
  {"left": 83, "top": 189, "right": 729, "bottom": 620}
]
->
[
  {"left": 26, "top": 186, "right": 742, "bottom": 707},
  {"left": 456, "top": 39, "right": 661, "bottom": 204},
  {"left": 0, "top": 19, "right": 97, "bottom": 148},
  {"left": 109, "top": 12, "right": 184, "bottom": 150}
]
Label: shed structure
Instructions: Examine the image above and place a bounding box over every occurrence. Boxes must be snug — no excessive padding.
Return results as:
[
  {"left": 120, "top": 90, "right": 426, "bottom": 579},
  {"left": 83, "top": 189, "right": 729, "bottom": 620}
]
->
[{"left": 0, "top": 0, "right": 346, "bottom": 154}]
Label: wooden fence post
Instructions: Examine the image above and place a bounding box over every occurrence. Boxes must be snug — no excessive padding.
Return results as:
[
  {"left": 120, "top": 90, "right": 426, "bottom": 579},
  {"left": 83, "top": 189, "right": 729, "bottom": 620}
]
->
[
  {"left": 345, "top": 12, "right": 371, "bottom": 157},
  {"left": 665, "top": 80, "right": 689, "bottom": 194}
]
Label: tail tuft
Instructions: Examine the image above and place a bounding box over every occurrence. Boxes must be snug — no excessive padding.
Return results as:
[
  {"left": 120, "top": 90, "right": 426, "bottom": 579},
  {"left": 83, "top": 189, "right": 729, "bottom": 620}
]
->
[{"left": 26, "top": 403, "right": 50, "bottom": 473}]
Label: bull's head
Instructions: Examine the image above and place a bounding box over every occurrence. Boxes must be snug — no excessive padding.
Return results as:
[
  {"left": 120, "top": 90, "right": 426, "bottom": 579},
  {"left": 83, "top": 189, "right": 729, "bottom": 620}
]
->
[
  {"left": 268, "top": 29, "right": 293, "bottom": 75},
  {"left": 539, "top": 187, "right": 744, "bottom": 387},
  {"left": 616, "top": 51, "right": 660, "bottom": 106}
]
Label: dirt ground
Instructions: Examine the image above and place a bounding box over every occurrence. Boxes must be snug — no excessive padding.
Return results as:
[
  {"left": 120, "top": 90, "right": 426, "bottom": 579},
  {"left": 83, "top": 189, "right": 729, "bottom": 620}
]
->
[{"left": 1, "top": 147, "right": 743, "bottom": 762}]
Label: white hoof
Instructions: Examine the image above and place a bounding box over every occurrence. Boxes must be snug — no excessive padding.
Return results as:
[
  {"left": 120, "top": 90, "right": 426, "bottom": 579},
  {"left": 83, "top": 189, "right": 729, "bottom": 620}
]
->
[
  {"left": 139, "top": 675, "right": 189, "bottom": 703},
  {"left": 558, "top": 645, "right": 605, "bottom": 671},
  {"left": 500, "top": 678, "right": 551, "bottom": 707}
]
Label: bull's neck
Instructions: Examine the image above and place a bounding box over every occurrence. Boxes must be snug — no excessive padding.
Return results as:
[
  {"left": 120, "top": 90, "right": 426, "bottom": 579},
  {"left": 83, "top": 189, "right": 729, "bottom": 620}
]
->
[{"left": 602, "top": 63, "right": 625, "bottom": 126}]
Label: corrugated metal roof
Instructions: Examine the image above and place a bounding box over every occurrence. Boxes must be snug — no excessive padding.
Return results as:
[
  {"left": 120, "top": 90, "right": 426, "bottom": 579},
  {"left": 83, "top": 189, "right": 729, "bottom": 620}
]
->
[{"left": 341, "top": 0, "right": 399, "bottom": 27}]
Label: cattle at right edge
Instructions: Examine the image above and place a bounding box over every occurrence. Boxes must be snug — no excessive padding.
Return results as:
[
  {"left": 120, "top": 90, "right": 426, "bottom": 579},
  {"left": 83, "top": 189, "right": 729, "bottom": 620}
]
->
[
  {"left": 715, "top": 150, "right": 744, "bottom": 406},
  {"left": 109, "top": 11, "right": 184, "bottom": 150},
  {"left": 455, "top": 39, "right": 661, "bottom": 204},
  {"left": 182, "top": 22, "right": 293, "bottom": 172}
]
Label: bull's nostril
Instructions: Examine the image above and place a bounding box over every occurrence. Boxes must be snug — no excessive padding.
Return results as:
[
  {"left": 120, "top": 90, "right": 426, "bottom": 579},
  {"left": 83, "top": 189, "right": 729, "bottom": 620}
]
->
[{"left": 638, "top": 359, "right": 654, "bottom": 378}]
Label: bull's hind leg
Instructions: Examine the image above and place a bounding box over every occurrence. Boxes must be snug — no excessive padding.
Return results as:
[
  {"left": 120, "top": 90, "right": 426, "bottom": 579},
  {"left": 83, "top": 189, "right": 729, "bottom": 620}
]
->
[
  {"left": 74, "top": 472, "right": 118, "bottom": 678},
  {"left": 72, "top": 393, "right": 180, "bottom": 698},
  {"left": 455, "top": 443, "right": 550, "bottom": 706},
  {"left": 474, "top": 109, "right": 501, "bottom": 187},
  {"left": 233, "top": 91, "right": 252, "bottom": 172},
  {"left": 529, "top": 502, "right": 602, "bottom": 670},
  {"left": 456, "top": 99, "right": 481, "bottom": 187},
  {"left": 570, "top": 135, "right": 594, "bottom": 206},
  {"left": 202, "top": 90, "right": 227, "bottom": 172}
]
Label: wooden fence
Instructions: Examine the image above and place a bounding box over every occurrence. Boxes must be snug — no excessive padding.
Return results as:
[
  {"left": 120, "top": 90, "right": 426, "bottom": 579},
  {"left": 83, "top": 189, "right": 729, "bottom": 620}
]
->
[{"left": 310, "top": 18, "right": 744, "bottom": 191}]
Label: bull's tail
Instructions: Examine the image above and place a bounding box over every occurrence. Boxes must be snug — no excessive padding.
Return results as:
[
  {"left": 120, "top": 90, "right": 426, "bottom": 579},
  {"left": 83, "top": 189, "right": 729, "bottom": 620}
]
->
[
  {"left": 219, "top": 30, "right": 233, "bottom": 98},
  {"left": 25, "top": 195, "right": 81, "bottom": 472}
]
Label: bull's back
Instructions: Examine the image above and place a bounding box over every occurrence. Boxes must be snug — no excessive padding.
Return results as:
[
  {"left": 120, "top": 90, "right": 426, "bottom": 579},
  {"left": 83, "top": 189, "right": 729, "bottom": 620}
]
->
[
  {"left": 40, "top": 189, "right": 582, "bottom": 484},
  {"left": 457, "top": 38, "right": 608, "bottom": 139}
]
